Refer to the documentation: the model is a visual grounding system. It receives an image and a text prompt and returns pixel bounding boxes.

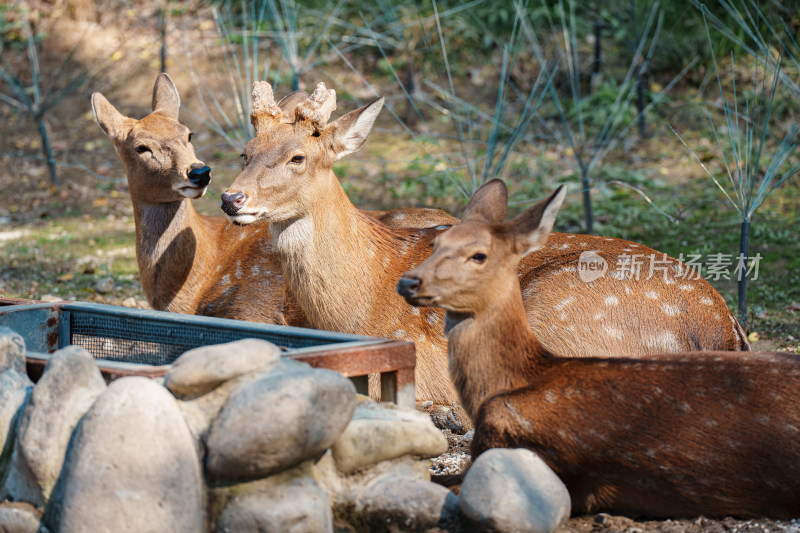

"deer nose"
[188,165,211,188]
[221,191,248,215]
[396,276,421,298]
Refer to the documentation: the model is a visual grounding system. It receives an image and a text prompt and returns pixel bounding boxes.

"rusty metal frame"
[1,300,416,407]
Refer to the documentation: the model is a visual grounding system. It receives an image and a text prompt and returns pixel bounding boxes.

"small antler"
[296,82,337,132]
[251,81,282,133]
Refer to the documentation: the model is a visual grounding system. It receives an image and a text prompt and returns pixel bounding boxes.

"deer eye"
[289,155,305,165]
[136,145,152,154]
[188,132,193,142]
[470,253,487,264]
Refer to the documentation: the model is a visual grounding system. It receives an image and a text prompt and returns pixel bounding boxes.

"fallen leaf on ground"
[56,272,73,282]
[785,302,800,311]
[747,331,760,342]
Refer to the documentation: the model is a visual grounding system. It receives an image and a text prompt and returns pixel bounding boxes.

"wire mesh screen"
[68,311,333,366]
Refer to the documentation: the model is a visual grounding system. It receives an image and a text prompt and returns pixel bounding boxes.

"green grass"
[0,215,140,301]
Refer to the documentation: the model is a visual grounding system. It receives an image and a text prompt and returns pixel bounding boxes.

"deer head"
[221,81,384,225]
[92,73,211,204]
[398,180,567,315]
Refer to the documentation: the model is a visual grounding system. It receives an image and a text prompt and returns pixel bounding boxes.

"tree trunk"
[37,117,58,188]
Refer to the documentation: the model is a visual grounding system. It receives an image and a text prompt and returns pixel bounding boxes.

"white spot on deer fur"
[603,326,623,339]
[418,334,426,343]
[645,331,680,352]
[235,261,243,279]
[623,248,633,252]
[713,312,721,320]
[662,277,675,285]
[220,274,231,286]
[679,283,694,291]
[662,303,681,316]
[559,243,570,249]
[567,235,576,238]
[579,242,588,247]
[593,312,605,321]
[555,296,575,310]
[610,270,626,280]
[559,312,568,321]
[250,265,260,276]
[786,424,799,433]
[411,307,420,316]
[605,238,613,241]
[604,295,619,306]
[382,256,390,268]
[624,285,632,294]
[700,296,714,305]
[629,244,639,248]
[393,329,406,338]
[545,391,557,403]
[506,401,533,432]
[645,290,659,300]
[216,265,222,272]
[704,418,717,428]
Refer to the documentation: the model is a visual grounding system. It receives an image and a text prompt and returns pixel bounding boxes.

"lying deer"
[221,81,748,419]
[92,74,457,325]
[398,180,800,518]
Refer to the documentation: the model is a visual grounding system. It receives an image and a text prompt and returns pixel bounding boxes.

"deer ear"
[92,93,129,141]
[506,185,567,255]
[329,97,384,160]
[152,73,181,119]
[463,179,508,224]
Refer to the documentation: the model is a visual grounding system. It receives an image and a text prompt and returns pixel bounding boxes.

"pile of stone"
[0,326,571,533]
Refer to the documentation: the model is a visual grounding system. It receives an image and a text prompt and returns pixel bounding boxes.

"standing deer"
[398,181,800,518]
[221,81,747,420]
[92,74,457,325]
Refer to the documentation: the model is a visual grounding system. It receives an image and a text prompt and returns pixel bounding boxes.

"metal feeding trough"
[0,299,415,407]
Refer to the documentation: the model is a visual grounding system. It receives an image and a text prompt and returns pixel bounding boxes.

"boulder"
[313,452,459,532]
[0,502,40,533]
[165,339,282,398]
[0,327,26,374]
[3,346,105,506]
[459,448,571,533]
[0,371,32,470]
[206,365,356,481]
[217,466,332,533]
[331,399,447,474]
[49,377,205,533]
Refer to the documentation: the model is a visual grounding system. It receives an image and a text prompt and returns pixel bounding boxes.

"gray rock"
[313,452,458,532]
[3,346,105,506]
[178,359,311,460]
[331,398,447,474]
[217,467,332,533]
[352,475,459,532]
[51,377,204,533]
[165,338,282,398]
[459,448,571,533]
[206,366,357,481]
[0,371,33,470]
[0,503,39,533]
[0,502,40,533]
[0,327,26,374]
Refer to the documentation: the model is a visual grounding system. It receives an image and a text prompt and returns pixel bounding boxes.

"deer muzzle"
[396,275,421,299]
[188,165,211,188]
[220,191,249,216]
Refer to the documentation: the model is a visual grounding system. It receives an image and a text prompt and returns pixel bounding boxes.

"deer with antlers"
[397,180,800,518]
[92,74,457,326]
[221,81,748,421]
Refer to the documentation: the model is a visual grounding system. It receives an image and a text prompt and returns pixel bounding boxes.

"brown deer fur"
[223,81,748,413]
[399,181,800,519]
[92,74,457,326]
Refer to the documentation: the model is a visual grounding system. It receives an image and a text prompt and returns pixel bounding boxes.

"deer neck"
[131,197,214,312]
[269,177,393,333]
[444,284,548,420]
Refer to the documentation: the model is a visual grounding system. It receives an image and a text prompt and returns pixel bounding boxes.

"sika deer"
[222,81,747,421]
[92,74,457,325]
[398,181,800,518]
